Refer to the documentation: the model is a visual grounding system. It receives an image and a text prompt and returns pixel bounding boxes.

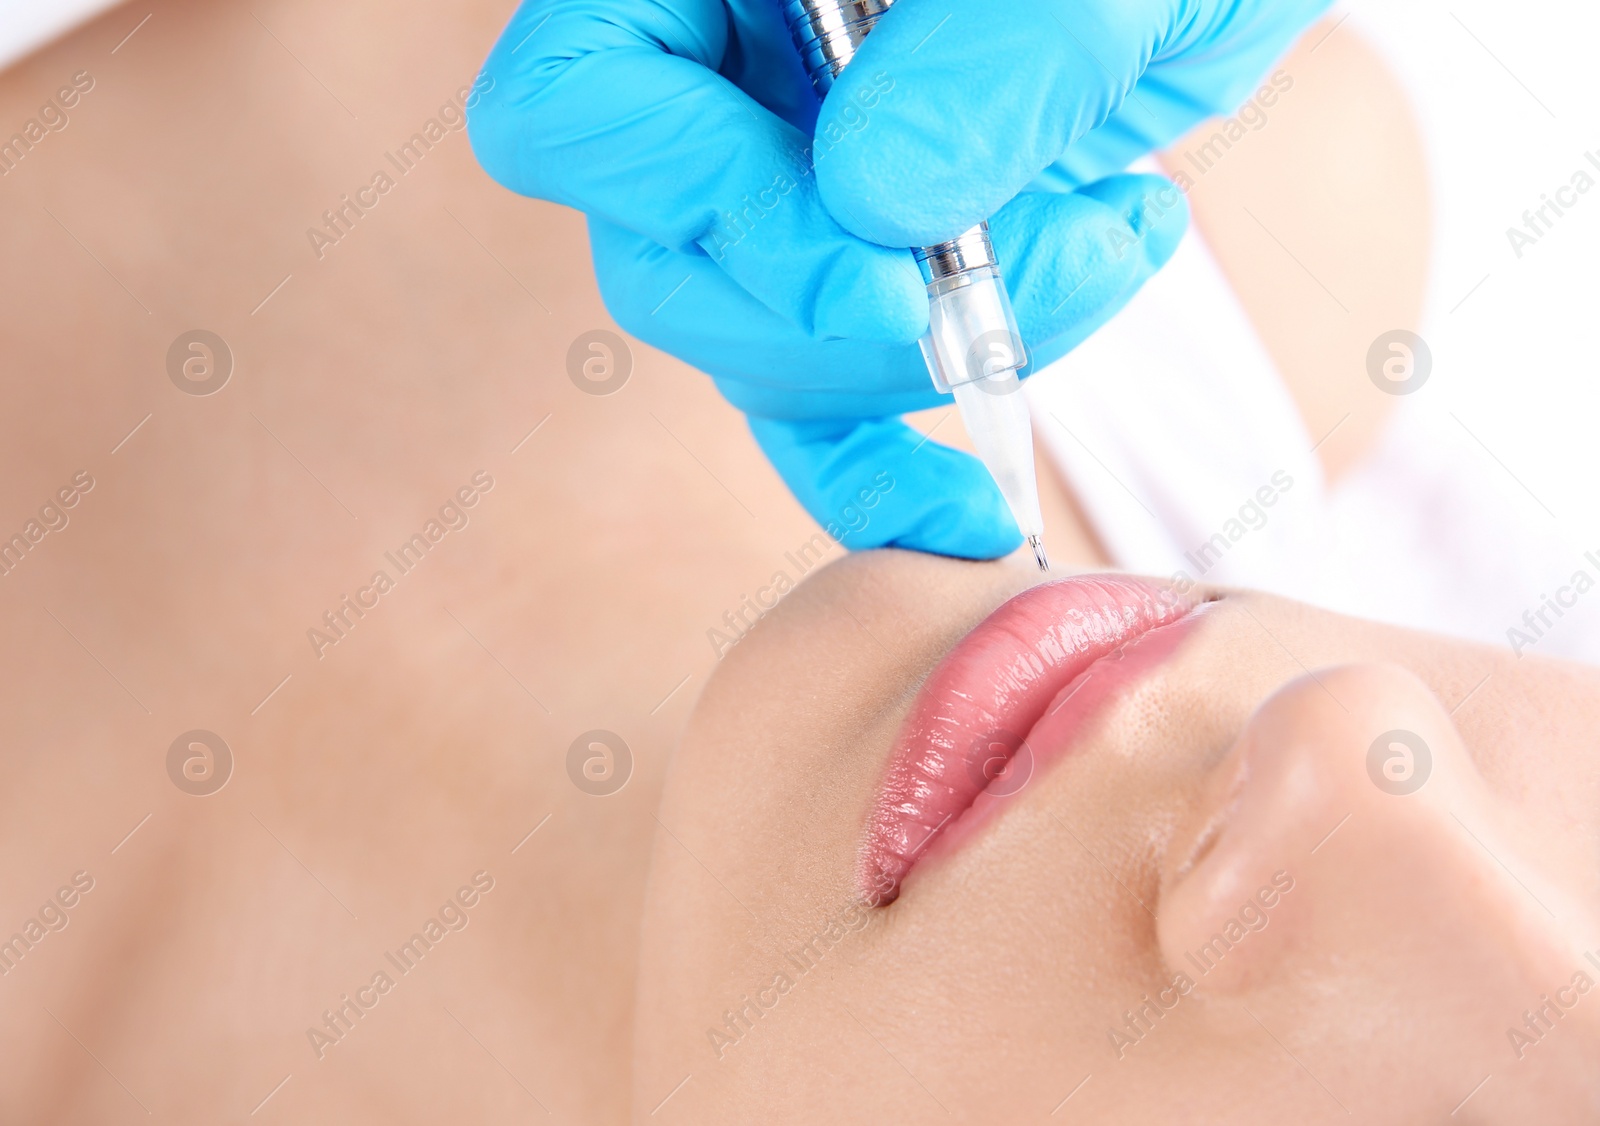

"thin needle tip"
[1029,535,1049,572]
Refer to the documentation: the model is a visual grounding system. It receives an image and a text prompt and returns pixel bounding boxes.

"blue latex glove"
[468,0,1331,558]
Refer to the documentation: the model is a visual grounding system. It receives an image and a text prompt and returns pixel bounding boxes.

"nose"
[1157,664,1600,1120]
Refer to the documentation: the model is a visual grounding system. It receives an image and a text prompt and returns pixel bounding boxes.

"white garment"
[1026,222,1600,663]
[1027,59,1600,668]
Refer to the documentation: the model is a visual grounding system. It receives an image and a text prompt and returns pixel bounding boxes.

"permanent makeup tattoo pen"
[782,0,1049,571]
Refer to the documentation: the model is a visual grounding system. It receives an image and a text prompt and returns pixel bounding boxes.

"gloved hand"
[468,0,1331,558]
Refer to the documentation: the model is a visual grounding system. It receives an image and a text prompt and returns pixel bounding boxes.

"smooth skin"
[636,550,1600,1123]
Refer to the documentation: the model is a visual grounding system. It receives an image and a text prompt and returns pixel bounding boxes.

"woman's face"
[635,551,1600,1124]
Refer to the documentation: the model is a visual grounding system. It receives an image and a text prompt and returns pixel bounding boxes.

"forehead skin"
[634,550,1600,1122]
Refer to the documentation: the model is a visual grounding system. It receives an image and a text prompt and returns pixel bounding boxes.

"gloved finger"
[468,0,926,342]
[993,173,1189,368]
[749,416,1023,559]
[591,174,1186,411]
[816,0,1329,247]
[1032,57,1301,191]
[589,216,940,414]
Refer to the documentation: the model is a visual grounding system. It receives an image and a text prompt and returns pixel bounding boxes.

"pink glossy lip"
[859,575,1203,905]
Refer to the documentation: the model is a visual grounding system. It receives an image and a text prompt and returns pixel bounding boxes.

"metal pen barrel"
[780,0,1048,569]
[779,0,999,293]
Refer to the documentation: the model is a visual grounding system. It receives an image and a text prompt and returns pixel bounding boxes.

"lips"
[858,575,1203,905]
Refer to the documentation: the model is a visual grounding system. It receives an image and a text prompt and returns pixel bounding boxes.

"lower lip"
[858,576,1203,905]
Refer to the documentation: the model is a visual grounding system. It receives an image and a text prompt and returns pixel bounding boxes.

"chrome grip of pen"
[780,0,1049,569]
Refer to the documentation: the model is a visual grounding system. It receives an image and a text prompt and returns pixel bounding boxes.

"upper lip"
[858,575,1202,904]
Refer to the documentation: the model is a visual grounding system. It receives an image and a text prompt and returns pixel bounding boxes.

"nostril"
[1173,759,1249,883]
[1176,815,1225,882]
